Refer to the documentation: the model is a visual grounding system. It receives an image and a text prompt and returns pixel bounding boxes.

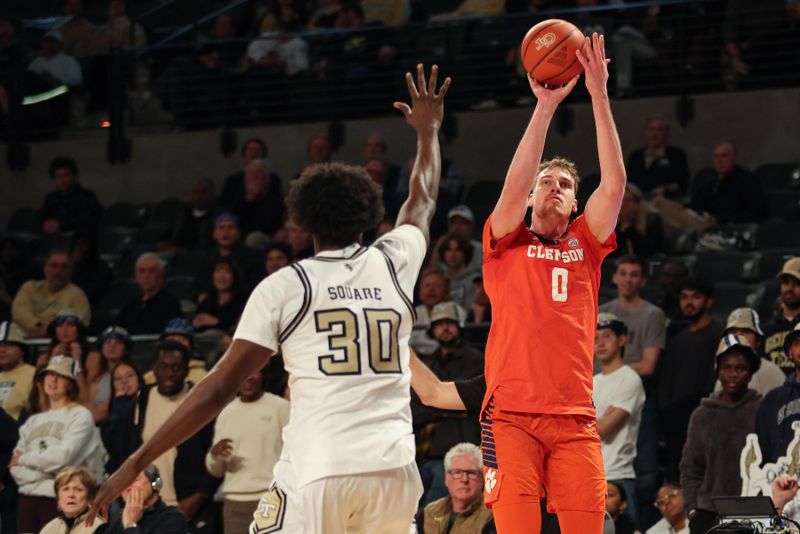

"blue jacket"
[755,374,800,464]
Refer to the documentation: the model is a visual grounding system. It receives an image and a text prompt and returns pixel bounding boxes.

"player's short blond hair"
[535,156,580,194]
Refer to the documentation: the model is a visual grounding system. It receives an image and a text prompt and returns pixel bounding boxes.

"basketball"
[521,19,586,87]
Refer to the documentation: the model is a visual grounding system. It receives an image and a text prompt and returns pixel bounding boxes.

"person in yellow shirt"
[0,321,36,420]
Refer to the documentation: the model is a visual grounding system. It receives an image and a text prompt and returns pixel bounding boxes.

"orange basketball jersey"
[481,213,616,417]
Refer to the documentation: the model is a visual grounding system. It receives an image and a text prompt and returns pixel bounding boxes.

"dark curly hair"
[286,163,384,247]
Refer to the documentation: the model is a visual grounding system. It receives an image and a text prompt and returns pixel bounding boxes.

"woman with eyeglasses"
[101,358,143,473]
[647,484,688,534]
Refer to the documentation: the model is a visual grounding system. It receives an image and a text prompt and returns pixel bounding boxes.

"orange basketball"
[521,19,585,87]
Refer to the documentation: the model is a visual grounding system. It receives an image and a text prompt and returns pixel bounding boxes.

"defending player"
[91,64,451,534]
[482,33,625,534]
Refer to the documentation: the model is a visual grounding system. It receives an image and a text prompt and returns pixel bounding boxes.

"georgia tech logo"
[535,33,557,51]
[484,469,498,494]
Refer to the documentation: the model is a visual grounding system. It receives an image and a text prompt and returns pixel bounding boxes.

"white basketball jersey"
[234,224,427,488]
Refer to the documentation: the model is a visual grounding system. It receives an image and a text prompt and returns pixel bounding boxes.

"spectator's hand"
[69,342,83,361]
[122,487,146,528]
[210,438,233,459]
[772,474,798,510]
[52,343,69,356]
[192,313,219,329]
[393,64,451,136]
[42,219,60,234]
[9,449,22,468]
[90,457,140,525]
[178,492,205,521]
[576,33,611,99]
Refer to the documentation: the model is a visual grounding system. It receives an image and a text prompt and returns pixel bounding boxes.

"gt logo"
[249,485,287,534]
[535,33,557,51]
[485,469,498,494]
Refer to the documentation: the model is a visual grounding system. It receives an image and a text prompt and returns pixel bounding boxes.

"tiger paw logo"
[484,469,497,494]
[535,33,557,51]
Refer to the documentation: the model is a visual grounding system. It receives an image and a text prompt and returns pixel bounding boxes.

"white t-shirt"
[646,517,689,534]
[593,364,645,479]
[235,224,427,488]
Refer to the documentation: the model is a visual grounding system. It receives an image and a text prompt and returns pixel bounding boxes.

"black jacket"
[627,145,691,198]
[103,499,187,534]
[690,165,767,223]
[38,184,102,236]
[117,289,182,335]
[755,374,800,464]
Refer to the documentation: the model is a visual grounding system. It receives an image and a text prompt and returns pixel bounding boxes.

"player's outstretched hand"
[88,456,140,526]
[393,64,451,135]
[528,73,579,110]
[576,32,610,98]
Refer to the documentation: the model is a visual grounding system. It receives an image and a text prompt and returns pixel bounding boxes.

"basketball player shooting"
[480,33,625,534]
[90,63,451,534]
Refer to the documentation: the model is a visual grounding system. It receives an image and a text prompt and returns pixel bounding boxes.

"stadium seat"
[164,275,196,302]
[33,232,74,259]
[98,226,138,258]
[150,198,187,231]
[758,248,798,279]
[647,255,697,280]
[755,163,800,189]
[713,282,765,318]
[93,280,141,333]
[168,250,206,278]
[765,189,800,220]
[463,180,503,237]
[101,202,151,229]
[754,221,800,250]
[6,207,39,234]
[694,251,762,283]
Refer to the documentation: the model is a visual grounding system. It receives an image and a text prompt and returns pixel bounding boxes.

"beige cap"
[40,355,80,381]
[430,302,461,326]
[724,308,764,337]
[778,257,800,281]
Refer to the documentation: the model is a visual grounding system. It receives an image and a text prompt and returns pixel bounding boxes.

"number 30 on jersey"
[315,308,402,375]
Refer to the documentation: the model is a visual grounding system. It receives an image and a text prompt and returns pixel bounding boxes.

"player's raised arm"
[409,349,466,411]
[579,33,626,243]
[394,63,451,246]
[491,73,579,240]
[90,339,273,523]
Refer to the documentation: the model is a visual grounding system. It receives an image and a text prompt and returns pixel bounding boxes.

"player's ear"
[526,193,535,208]
[571,198,578,213]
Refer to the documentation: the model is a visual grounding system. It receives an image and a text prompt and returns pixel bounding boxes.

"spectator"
[294,132,332,178]
[117,253,181,335]
[626,116,690,199]
[194,213,265,295]
[193,258,246,333]
[69,234,112,306]
[10,356,106,533]
[365,158,402,223]
[120,342,217,530]
[606,481,637,534]
[143,319,208,387]
[40,466,104,534]
[593,313,645,524]
[689,141,767,224]
[200,13,243,68]
[764,257,800,375]
[258,0,309,33]
[437,233,479,311]
[361,132,402,217]
[57,0,94,58]
[0,406,19,534]
[264,242,293,276]
[11,250,91,338]
[653,260,689,325]
[246,21,310,77]
[429,206,483,274]
[167,178,217,253]
[103,465,188,534]
[38,157,102,237]
[755,323,800,464]
[647,483,688,534]
[362,0,411,25]
[657,277,721,481]
[229,159,286,241]
[0,321,35,421]
[89,326,133,423]
[90,0,146,54]
[466,275,491,324]
[414,442,495,534]
[101,357,142,473]
[713,308,785,396]
[611,184,664,258]
[411,270,466,356]
[308,0,342,30]
[679,334,762,534]
[27,31,82,88]
[219,138,271,207]
[206,366,289,534]
[273,220,314,260]
[413,302,484,504]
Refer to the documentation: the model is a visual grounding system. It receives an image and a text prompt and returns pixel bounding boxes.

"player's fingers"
[393,101,411,116]
[436,76,452,99]
[417,63,427,95]
[563,75,579,91]
[575,47,588,68]
[404,72,419,99]
[599,34,606,61]
[427,64,438,95]
[593,33,602,62]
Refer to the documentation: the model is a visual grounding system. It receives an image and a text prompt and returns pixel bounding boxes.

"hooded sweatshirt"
[755,374,800,464]
[679,389,762,512]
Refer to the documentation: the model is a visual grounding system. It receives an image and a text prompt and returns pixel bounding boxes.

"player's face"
[726,327,759,351]
[445,454,483,506]
[613,263,645,299]
[594,328,624,363]
[529,168,577,220]
[654,487,685,525]
[718,352,752,397]
[605,483,627,517]
[780,275,800,310]
[679,289,711,321]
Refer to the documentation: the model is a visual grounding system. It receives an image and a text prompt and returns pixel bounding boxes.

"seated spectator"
[166,178,217,253]
[689,141,767,224]
[0,322,35,420]
[103,465,188,534]
[362,0,411,25]
[298,133,332,178]
[308,0,342,30]
[679,334,762,534]
[101,357,142,473]
[626,116,690,199]
[27,31,82,88]
[593,313,645,524]
[647,483,688,534]
[11,250,91,338]
[653,260,689,324]
[120,342,217,530]
[763,257,800,374]
[229,159,286,241]
[611,184,664,258]
[193,258,246,333]
[10,356,106,533]
[466,275,491,324]
[40,466,104,534]
[283,220,314,260]
[438,233,479,311]
[39,312,101,406]
[606,481,637,534]
[195,213,265,295]
[117,253,181,335]
[143,319,208,386]
[362,132,402,217]
[206,366,289,534]
[57,0,95,58]
[713,308,785,396]
[755,323,800,464]
[258,0,309,33]
[246,21,310,77]
[657,277,721,481]
[38,157,102,237]
[414,442,494,533]
[264,242,293,276]
[88,325,133,423]
[200,13,244,68]
[90,0,146,54]
[413,302,484,505]
[219,138,272,207]
[411,270,466,356]
[70,233,112,305]
[429,206,482,274]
